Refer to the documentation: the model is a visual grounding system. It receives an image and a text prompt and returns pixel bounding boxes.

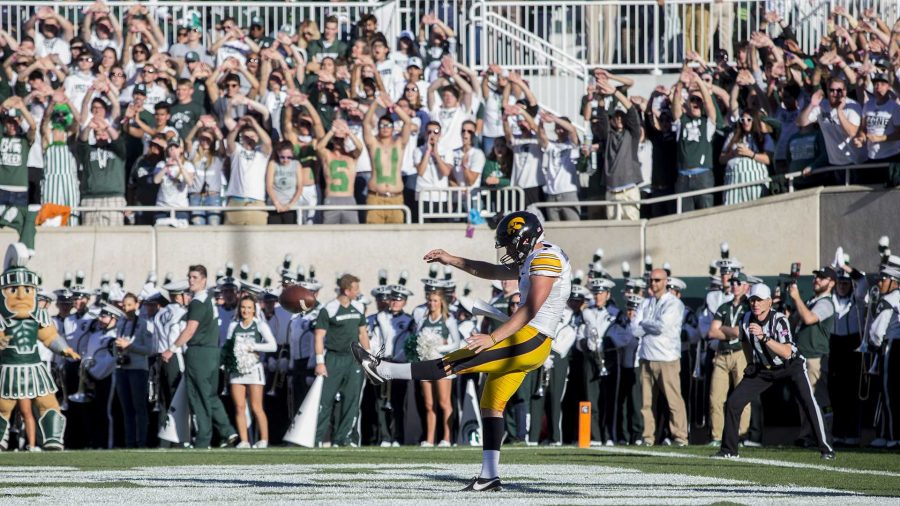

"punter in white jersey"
[353,211,569,492]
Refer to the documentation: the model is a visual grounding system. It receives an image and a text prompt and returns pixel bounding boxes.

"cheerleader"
[408,290,460,447]
[222,295,277,448]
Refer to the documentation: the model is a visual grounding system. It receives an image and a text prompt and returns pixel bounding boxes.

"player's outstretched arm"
[423,249,518,280]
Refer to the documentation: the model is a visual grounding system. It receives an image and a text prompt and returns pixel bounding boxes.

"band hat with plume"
[667,277,687,292]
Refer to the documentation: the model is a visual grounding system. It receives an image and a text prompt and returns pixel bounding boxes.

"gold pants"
[365,194,405,224]
[640,359,689,442]
[709,351,750,440]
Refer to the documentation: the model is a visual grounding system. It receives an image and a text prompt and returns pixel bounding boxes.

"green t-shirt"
[169,101,205,139]
[78,137,126,198]
[186,290,219,348]
[307,39,349,64]
[316,299,366,353]
[713,299,749,352]
[0,136,30,189]
[676,114,714,170]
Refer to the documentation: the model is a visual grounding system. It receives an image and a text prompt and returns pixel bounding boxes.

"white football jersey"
[517,242,571,338]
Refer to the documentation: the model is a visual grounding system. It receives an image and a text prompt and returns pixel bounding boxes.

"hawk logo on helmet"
[506,216,526,236]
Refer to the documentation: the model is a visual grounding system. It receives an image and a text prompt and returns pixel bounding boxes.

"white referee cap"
[748,284,772,300]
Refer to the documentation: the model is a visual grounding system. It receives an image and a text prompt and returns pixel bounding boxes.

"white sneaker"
[391,441,400,447]
[870,437,888,448]
[438,440,451,447]
[604,440,614,447]
[887,440,899,449]
[589,440,603,447]
[742,440,762,448]
[28,446,42,452]
[236,441,251,449]
[380,441,392,448]
[253,440,268,449]
[662,438,672,446]
[420,441,434,447]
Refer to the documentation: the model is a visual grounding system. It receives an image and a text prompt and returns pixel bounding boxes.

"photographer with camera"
[788,266,836,446]
[716,284,835,460]
[114,292,153,448]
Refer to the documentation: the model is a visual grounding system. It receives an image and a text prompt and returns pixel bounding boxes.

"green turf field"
[0,445,898,503]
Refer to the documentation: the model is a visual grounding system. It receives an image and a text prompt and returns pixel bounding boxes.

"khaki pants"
[640,359,689,443]
[708,2,734,59]
[804,357,830,409]
[684,4,711,58]
[365,194,404,224]
[224,198,267,225]
[587,3,618,65]
[606,186,640,220]
[709,351,750,440]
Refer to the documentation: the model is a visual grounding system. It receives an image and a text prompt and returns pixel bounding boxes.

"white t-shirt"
[541,141,579,195]
[154,160,196,208]
[89,33,120,58]
[226,144,268,201]
[430,105,468,153]
[376,60,403,99]
[346,121,370,174]
[397,116,421,176]
[450,146,485,188]
[807,99,867,165]
[33,32,71,66]
[63,72,96,110]
[482,89,515,138]
[414,145,453,201]
[862,96,900,160]
[216,40,250,67]
[511,136,544,188]
[188,148,226,194]
[638,140,653,188]
[261,89,288,137]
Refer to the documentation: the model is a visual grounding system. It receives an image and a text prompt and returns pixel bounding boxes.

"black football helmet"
[495,211,544,265]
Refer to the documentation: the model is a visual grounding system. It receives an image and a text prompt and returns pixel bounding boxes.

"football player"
[353,211,570,491]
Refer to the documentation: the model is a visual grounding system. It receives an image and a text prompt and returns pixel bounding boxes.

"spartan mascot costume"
[0,243,79,450]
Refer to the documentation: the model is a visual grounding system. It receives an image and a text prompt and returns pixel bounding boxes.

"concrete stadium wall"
[2,186,895,306]
[644,188,823,278]
[818,187,900,272]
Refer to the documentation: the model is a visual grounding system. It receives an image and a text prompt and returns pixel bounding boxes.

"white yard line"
[0,463,895,505]
[587,446,900,478]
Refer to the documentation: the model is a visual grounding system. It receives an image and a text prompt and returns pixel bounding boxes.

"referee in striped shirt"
[715,284,835,460]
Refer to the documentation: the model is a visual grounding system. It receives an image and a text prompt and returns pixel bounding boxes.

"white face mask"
[298,135,312,143]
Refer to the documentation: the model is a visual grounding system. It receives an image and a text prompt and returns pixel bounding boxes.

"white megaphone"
[158,380,191,444]
[283,375,324,447]
[457,379,482,446]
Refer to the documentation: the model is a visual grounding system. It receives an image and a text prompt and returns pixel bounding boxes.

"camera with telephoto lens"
[775,262,801,312]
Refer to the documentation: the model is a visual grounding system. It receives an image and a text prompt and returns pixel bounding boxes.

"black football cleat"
[461,476,502,492]
[351,342,386,386]
[712,450,739,459]
[821,450,836,461]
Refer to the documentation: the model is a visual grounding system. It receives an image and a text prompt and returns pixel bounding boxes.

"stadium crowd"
[0,1,895,233]
[2,239,898,453]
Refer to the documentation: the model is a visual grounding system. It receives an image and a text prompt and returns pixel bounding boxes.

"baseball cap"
[133,83,148,96]
[279,24,296,36]
[812,265,837,281]
[185,51,200,63]
[406,57,423,69]
[250,16,264,28]
[872,72,891,83]
[748,284,772,300]
[730,272,749,284]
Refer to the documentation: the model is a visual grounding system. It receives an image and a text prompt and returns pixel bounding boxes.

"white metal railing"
[530,163,892,220]
[70,203,412,225]
[417,186,525,223]
[1,1,400,48]
[470,9,590,131]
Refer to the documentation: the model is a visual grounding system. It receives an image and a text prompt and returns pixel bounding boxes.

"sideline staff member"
[716,284,835,460]
[162,265,238,448]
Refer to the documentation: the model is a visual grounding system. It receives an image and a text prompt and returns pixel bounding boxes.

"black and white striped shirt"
[741,310,797,368]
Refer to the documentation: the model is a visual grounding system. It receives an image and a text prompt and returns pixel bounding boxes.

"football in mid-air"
[279,284,317,313]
